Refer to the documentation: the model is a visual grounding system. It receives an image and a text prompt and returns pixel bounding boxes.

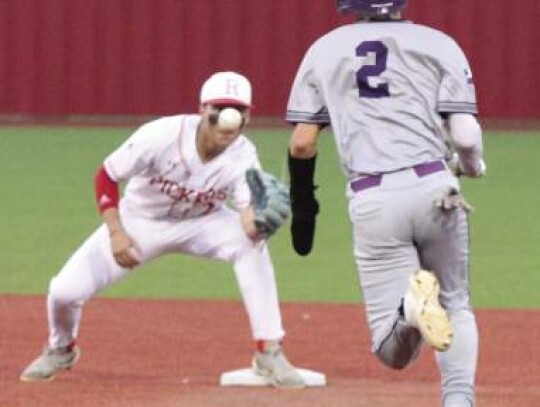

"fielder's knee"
[48,276,87,305]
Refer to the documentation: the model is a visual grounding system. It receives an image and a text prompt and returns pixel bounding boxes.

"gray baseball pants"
[347,162,478,407]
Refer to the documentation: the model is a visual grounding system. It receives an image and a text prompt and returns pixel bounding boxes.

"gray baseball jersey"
[286,21,477,177]
[287,20,480,407]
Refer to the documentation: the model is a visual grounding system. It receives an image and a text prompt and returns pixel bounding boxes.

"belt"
[350,160,445,193]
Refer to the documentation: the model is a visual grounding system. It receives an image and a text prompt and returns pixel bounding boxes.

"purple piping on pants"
[350,174,383,193]
[412,160,445,177]
[350,160,445,193]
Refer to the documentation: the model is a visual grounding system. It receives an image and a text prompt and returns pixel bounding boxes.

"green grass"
[0,126,538,308]
[459,132,540,307]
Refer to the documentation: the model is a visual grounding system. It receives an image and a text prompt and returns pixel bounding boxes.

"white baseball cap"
[200,71,252,107]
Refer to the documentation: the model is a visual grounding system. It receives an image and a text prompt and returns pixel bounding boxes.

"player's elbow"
[289,123,319,159]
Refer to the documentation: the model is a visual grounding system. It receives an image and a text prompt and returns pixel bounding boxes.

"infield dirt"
[1,296,538,407]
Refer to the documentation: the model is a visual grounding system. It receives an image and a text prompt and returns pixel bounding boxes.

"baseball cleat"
[252,340,306,389]
[20,343,80,382]
[404,270,453,351]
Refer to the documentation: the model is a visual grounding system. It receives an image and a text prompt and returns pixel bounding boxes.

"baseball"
[217,108,243,131]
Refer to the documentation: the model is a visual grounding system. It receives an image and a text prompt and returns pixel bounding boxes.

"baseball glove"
[246,168,291,239]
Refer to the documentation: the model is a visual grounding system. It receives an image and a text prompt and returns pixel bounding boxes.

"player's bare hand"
[109,230,141,268]
[434,187,474,213]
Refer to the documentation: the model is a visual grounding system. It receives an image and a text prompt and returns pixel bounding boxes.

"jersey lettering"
[355,41,390,98]
[149,176,228,207]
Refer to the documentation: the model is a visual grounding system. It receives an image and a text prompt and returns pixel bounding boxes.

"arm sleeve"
[95,165,119,213]
[448,113,486,177]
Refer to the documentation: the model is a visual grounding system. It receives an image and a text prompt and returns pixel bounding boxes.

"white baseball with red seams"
[217,108,243,131]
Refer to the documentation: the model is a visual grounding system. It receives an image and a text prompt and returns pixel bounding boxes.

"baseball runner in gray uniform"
[286,1,486,406]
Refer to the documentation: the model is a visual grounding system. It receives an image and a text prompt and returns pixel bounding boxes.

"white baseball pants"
[46,205,285,348]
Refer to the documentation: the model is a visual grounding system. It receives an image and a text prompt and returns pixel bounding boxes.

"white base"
[219,367,326,387]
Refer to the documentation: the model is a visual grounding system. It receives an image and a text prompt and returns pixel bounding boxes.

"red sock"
[256,340,265,352]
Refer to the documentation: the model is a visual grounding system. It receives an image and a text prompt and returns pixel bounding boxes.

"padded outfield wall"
[0,0,538,119]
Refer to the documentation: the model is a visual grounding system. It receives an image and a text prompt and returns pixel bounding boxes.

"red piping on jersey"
[95,165,119,213]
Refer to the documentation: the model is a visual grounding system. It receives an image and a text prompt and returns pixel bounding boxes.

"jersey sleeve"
[285,44,330,125]
[229,138,262,210]
[437,39,478,115]
[103,121,161,182]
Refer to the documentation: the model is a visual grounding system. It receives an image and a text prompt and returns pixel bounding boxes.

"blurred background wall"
[0,0,538,120]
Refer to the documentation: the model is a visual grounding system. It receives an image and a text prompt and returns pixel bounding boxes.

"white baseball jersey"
[44,114,286,347]
[104,115,260,220]
[286,21,477,177]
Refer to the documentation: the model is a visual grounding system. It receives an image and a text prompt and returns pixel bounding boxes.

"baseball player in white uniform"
[20,71,305,388]
[286,1,486,406]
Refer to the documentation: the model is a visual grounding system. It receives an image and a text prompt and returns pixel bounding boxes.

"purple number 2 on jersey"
[355,41,390,98]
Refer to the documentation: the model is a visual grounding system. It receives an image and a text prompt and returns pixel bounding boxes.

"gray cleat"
[252,340,306,389]
[20,343,80,382]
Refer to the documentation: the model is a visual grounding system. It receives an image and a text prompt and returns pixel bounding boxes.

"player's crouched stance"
[20,72,306,389]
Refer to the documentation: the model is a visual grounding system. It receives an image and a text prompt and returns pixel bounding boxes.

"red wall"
[1,0,538,119]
